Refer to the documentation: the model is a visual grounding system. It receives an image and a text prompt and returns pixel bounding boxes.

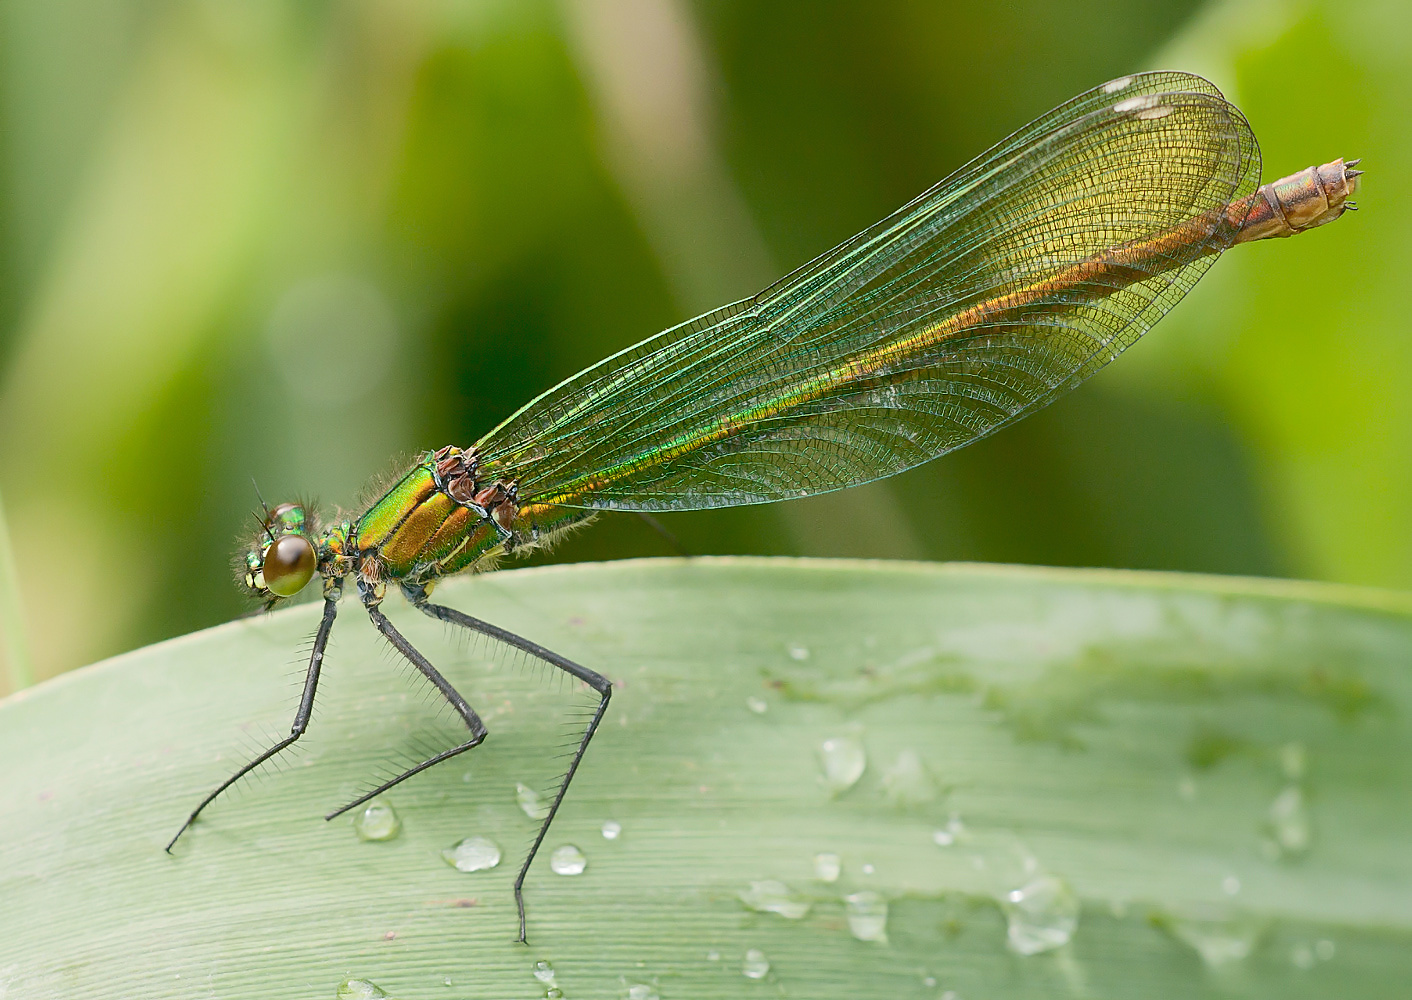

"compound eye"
[263,534,316,597]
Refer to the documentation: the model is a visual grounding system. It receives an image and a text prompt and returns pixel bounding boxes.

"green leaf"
[2,558,1410,998]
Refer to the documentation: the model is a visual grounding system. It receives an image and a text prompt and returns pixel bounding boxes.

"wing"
[475,71,1260,511]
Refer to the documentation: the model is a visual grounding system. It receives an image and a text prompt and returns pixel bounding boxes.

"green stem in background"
[0,485,33,692]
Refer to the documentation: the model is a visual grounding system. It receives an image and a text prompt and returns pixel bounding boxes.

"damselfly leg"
[406,584,612,944]
[165,598,339,852]
[322,581,490,824]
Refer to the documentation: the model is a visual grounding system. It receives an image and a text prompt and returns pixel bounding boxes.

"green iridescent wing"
[475,71,1260,511]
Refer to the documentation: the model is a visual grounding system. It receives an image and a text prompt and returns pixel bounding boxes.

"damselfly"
[168,72,1360,942]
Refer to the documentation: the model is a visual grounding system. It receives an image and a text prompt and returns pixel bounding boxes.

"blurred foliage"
[0,0,1403,689]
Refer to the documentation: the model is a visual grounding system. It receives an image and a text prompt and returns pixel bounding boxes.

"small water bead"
[932,813,964,847]
[533,961,557,986]
[818,735,866,794]
[352,800,401,842]
[337,981,391,1000]
[1316,939,1336,961]
[861,863,874,875]
[1222,875,1241,896]
[550,844,587,875]
[706,950,721,962]
[1291,942,1316,970]
[739,879,811,919]
[441,836,501,872]
[1267,785,1311,857]
[814,851,841,883]
[625,985,658,1000]
[745,696,768,715]
[882,749,936,807]
[922,976,937,988]
[1165,911,1261,966]
[742,948,770,980]
[940,992,959,1000]
[601,820,622,840]
[844,890,889,943]
[517,782,551,821]
[545,990,564,999]
[787,643,810,661]
[1002,876,1079,955]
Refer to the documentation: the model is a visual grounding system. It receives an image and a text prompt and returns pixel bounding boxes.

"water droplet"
[517,782,551,821]
[861,863,875,875]
[930,812,964,847]
[601,820,622,840]
[1280,742,1306,780]
[352,800,401,842]
[922,975,937,987]
[1001,876,1079,955]
[625,985,658,1000]
[1291,942,1315,970]
[550,844,587,875]
[533,961,557,986]
[1163,910,1261,966]
[441,836,501,872]
[337,980,390,1000]
[788,643,810,661]
[818,735,866,794]
[545,990,563,999]
[882,749,935,807]
[1221,875,1241,896]
[705,950,720,962]
[814,851,841,882]
[844,890,889,942]
[443,978,452,987]
[940,992,959,1000]
[1102,76,1133,93]
[1315,938,1335,961]
[746,696,768,714]
[739,879,811,919]
[1266,785,1311,857]
[742,948,770,979]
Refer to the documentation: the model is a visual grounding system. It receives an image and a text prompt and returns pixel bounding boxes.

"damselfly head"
[243,501,317,600]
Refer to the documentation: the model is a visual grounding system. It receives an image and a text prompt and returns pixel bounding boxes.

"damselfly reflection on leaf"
[166,71,1360,943]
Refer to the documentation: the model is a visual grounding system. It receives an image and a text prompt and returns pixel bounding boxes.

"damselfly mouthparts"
[167,71,1360,942]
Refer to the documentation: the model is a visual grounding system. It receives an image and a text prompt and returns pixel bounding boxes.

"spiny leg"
[408,584,611,945]
[324,587,490,823]
[166,598,339,851]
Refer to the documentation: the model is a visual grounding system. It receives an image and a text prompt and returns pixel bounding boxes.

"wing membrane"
[476,72,1260,510]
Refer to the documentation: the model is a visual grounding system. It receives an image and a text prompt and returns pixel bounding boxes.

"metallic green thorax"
[344,448,587,588]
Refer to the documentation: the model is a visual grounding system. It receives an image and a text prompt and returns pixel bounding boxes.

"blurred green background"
[0,0,1404,692]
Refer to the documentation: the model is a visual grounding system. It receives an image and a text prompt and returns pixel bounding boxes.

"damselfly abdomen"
[167,71,1360,943]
